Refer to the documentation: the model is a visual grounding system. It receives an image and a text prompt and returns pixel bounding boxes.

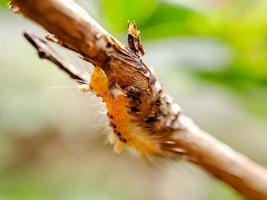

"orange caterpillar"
[78,22,182,158]
[85,66,163,156]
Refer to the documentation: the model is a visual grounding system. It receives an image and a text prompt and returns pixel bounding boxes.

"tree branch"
[10,0,267,199]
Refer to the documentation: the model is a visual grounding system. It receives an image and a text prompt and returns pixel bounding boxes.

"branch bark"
[10,0,267,199]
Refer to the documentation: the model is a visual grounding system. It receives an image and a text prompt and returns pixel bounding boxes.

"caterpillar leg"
[79,84,91,92]
[114,140,126,154]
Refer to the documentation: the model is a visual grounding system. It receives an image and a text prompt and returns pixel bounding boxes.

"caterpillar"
[88,66,162,155]
[79,22,184,158]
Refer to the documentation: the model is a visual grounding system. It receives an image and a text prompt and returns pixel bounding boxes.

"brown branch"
[10,0,267,199]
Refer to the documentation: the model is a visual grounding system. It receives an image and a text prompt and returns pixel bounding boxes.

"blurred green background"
[1,0,267,199]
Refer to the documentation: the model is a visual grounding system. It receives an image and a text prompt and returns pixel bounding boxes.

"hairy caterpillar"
[79,22,183,158]
[79,22,161,155]
[88,66,163,155]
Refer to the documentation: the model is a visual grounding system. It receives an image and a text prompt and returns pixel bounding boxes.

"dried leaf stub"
[127,21,145,57]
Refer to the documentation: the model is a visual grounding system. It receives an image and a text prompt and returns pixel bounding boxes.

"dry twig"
[10,0,267,199]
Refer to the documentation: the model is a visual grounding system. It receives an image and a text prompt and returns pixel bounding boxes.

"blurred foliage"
[101,0,203,38]
[100,0,159,32]
[0,0,8,8]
